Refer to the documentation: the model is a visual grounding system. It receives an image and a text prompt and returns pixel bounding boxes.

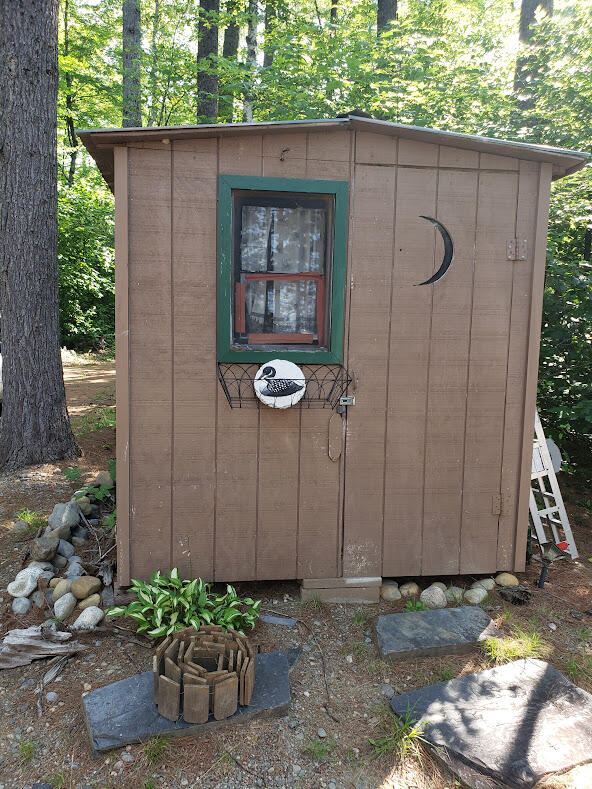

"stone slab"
[300,577,382,589]
[82,650,290,753]
[391,659,592,789]
[301,586,379,604]
[260,613,297,627]
[375,605,500,661]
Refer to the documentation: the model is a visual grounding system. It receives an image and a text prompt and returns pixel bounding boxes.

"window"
[218,175,348,364]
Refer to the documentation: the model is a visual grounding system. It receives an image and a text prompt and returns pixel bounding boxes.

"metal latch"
[507,238,528,261]
[339,395,355,407]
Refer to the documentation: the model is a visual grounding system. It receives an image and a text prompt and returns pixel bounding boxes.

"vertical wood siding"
[121,129,548,582]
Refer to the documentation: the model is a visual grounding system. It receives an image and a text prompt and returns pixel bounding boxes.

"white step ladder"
[530,411,578,558]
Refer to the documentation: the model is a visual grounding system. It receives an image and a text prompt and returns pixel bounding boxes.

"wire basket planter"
[217,363,352,409]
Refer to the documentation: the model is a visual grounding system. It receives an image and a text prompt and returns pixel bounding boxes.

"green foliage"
[106,569,261,636]
[303,737,337,762]
[64,466,83,481]
[15,509,46,530]
[103,511,117,529]
[107,459,116,482]
[142,735,171,765]
[19,739,36,764]
[405,600,428,612]
[353,609,372,626]
[369,706,428,761]
[72,406,116,435]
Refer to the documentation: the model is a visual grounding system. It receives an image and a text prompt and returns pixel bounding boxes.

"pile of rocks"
[6,470,114,630]
[380,572,520,609]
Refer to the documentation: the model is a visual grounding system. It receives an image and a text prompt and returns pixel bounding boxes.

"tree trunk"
[197,0,219,121]
[242,0,257,122]
[330,0,338,23]
[377,0,397,33]
[513,0,553,116]
[122,0,142,127]
[263,0,276,68]
[0,0,79,469]
[219,0,240,122]
[147,0,160,127]
[63,0,77,185]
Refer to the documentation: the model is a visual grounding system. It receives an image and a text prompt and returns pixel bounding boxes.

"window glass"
[233,192,332,348]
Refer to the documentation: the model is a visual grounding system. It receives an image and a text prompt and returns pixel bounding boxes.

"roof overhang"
[78,116,589,192]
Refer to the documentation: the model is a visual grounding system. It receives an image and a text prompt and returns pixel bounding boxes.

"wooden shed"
[80,116,587,595]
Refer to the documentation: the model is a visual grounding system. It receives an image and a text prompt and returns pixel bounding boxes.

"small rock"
[380,580,401,601]
[365,636,371,643]
[31,591,45,608]
[289,720,298,729]
[399,582,421,597]
[464,586,488,605]
[72,606,104,630]
[381,684,395,699]
[549,622,557,631]
[93,470,114,488]
[83,682,92,691]
[28,561,54,571]
[53,579,73,602]
[49,577,60,588]
[20,678,35,689]
[7,566,44,598]
[431,582,447,591]
[318,728,327,738]
[75,496,92,516]
[570,610,583,621]
[445,586,464,603]
[48,501,81,535]
[71,576,101,600]
[53,554,68,569]
[38,569,55,582]
[345,654,353,663]
[121,753,134,764]
[45,691,58,703]
[12,597,32,615]
[79,593,101,610]
[30,535,59,562]
[57,539,75,558]
[302,644,312,652]
[64,562,84,579]
[293,765,301,775]
[420,585,447,609]
[471,578,496,591]
[11,520,32,535]
[71,525,89,540]
[495,572,519,587]
[54,592,77,620]
[71,536,88,547]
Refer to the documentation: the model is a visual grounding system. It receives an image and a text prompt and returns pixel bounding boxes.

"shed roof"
[78,115,589,191]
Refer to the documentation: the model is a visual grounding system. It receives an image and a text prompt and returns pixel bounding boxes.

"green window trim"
[217,174,349,364]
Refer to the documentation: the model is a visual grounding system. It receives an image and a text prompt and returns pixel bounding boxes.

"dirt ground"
[1,357,592,789]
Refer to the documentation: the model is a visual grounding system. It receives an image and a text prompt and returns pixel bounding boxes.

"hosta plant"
[106,568,261,637]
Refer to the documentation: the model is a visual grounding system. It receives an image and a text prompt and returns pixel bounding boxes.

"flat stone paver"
[82,650,291,752]
[391,659,592,788]
[375,606,500,661]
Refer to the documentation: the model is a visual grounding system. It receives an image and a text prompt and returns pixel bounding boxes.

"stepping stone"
[391,659,592,788]
[375,606,500,661]
[82,650,290,753]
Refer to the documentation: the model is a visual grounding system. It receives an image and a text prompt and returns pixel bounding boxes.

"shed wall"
[115,130,550,584]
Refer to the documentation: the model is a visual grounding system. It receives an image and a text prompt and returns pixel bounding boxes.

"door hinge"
[492,494,502,515]
[507,238,528,261]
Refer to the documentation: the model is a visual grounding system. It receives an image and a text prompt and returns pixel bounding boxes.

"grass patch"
[300,597,323,612]
[343,639,370,660]
[144,780,156,789]
[482,627,548,664]
[563,655,592,682]
[369,707,428,761]
[405,600,428,612]
[19,739,35,764]
[303,737,337,762]
[142,735,171,765]
[437,667,454,682]
[15,508,46,531]
[72,405,116,435]
[353,609,372,626]
[46,772,65,788]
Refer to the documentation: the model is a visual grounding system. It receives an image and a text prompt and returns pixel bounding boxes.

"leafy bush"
[106,569,261,637]
[405,600,428,612]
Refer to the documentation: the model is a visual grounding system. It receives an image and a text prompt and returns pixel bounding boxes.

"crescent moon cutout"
[415,216,454,286]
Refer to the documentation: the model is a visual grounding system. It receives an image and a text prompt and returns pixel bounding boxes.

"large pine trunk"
[219,0,241,122]
[197,0,219,121]
[122,0,142,127]
[0,0,79,469]
[377,0,397,33]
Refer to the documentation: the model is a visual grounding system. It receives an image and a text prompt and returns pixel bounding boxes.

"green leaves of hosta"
[106,568,261,636]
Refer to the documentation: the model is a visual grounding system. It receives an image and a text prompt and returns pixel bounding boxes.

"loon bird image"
[254,359,307,409]
[259,366,304,397]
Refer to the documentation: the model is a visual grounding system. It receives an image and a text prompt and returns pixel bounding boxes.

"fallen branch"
[0,625,86,670]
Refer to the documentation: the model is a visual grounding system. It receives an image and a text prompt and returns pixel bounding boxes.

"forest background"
[58,0,592,468]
